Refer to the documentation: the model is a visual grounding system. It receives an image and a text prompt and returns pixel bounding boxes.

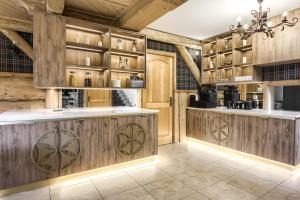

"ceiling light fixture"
[229,0,298,39]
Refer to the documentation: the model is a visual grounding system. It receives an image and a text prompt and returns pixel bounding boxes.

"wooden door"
[144,53,174,145]
[87,90,111,107]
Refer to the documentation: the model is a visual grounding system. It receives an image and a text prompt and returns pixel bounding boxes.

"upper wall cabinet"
[275,8,300,63]
[253,8,300,66]
[33,12,66,87]
[33,14,146,89]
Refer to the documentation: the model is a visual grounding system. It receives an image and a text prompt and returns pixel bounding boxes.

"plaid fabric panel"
[0,32,33,73]
[147,39,200,90]
[262,63,300,81]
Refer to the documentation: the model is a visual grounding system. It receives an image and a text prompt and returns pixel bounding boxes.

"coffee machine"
[190,84,217,108]
[224,86,240,109]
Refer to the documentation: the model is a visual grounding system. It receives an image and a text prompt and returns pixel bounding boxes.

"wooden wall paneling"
[243,116,259,155]
[33,12,66,87]
[275,8,300,63]
[0,122,59,190]
[87,90,111,107]
[252,19,276,65]
[59,119,100,176]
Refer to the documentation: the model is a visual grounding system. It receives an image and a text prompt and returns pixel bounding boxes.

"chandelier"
[229,0,299,40]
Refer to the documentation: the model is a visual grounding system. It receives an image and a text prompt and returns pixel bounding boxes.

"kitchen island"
[0,107,158,190]
[187,107,300,166]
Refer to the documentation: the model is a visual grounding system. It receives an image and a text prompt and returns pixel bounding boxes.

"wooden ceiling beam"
[0,29,33,59]
[176,45,201,86]
[15,0,46,15]
[46,0,65,14]
[119,0,188,31]
[0,17,32,33]
[140,28,201,48]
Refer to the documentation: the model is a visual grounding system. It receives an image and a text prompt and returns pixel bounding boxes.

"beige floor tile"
[158,161,196,176]
[245,165,292,184]
[181,193,210,200]
[50,182,101,200]
[200,181,257,200]
[216,156,257,171]
[126,165,169,185]
[227,172,277,197]
[0,187,50,200]
[175,170,222,191]
[50,177,91,191]
[280,174,300,192]
[261,186,300,200]
[143,177,196,200]
[201,162,241,180]
[104,187,155,200]
[92,172,139,197]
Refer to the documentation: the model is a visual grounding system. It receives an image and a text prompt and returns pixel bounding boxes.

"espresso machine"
[190,84,217,108]
[224,86,240,109]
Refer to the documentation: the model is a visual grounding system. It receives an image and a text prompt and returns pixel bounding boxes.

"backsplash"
[263,63,300,81]
[147,39,200,90]
[0,32,33,73]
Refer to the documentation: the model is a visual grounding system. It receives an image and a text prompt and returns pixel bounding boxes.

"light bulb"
[267,21,272,27]
[282,11,288,17]
[237,16,242,22]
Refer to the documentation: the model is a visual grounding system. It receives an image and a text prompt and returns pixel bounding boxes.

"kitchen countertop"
[187,107,300,120]
[0,107,159,125]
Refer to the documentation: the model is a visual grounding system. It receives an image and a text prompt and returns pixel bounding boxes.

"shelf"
[235,44,252,51]
[66,42,109,53]
[111,48,145,57]
[203,68,216,72]
[203,53,217,57]
[218,49,232,54]
[66,25,105,34]
[247,92,263,94]
[234,63,253,68]
[111,33,143,41]
[216,81,263,86]
[218,65,232,70]
[110,68,145,74]
[66,65,108,72]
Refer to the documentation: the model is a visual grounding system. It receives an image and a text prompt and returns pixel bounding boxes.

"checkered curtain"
[147,39,200,90]
[0,32,33,73]
[263,63,300,81]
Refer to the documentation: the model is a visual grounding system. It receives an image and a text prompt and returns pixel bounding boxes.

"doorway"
[143,50,176,145]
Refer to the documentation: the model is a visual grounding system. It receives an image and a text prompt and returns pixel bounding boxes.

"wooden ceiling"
[65,0,138,20]
[0,0,188,32]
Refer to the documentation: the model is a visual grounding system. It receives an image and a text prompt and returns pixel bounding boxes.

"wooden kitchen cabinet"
[275,8,300,63]
[0,114,157,190]
[33,12,66,87]
[253,8,300,66]
[252,18,276,66]
[186,108,300,166]
[0,121,59,189]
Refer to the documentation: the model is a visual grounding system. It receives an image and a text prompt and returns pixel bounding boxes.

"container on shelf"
[69,71,77,87]
[84,71,92,87]
[111,80,121,88]
[126,79,144,88]
[85,57,91,66]
[96,72,105,88]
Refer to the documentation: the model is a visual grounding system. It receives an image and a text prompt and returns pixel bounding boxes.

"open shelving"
[201,32,262,85]
[64,18,146,89]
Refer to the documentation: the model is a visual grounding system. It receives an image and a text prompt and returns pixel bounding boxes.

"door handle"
[170,97,174,107]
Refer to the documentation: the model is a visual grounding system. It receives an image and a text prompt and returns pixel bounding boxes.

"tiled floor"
[2,141,300,200]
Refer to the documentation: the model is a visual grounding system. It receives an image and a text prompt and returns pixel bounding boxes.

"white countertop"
[187,107,300,120]
[0,107,159,125]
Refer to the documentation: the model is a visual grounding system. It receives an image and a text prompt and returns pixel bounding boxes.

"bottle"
[69,71,76,87]
[84,71,92,87]
[132,40,137,52]
[116,39,122,49]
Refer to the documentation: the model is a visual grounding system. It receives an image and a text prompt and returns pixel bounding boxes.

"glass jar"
[69,71,77,87]
[96,72,104,88]
[84,71,92,87]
